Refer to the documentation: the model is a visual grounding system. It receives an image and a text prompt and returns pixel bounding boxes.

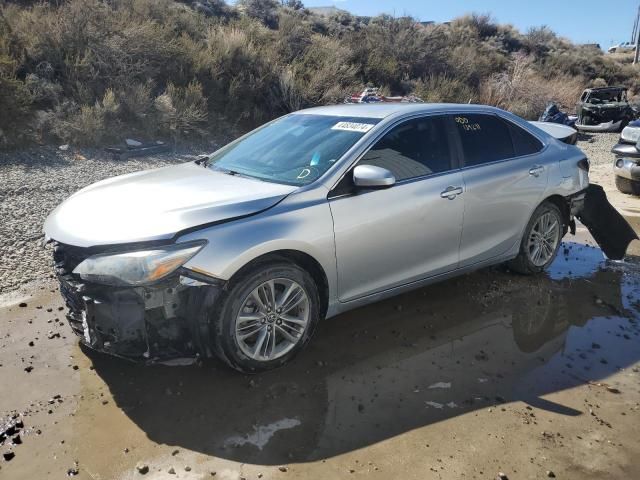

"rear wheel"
[615,175,640,196]
[508,202,563,275]
[210,261,321,373]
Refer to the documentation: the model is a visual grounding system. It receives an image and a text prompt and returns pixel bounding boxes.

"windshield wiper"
[194,155,209,167]
[211,165,263,181]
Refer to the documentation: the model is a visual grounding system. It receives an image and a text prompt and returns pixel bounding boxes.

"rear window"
[454,114,514,167]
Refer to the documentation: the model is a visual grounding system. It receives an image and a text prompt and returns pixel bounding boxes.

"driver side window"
[359,116,453,182]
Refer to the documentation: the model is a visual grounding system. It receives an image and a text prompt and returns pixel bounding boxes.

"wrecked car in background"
[575,87,637,132]
[44,103,636,373]
[612,119,640,195]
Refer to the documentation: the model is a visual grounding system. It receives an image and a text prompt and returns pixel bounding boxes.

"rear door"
[452,113,550,267]
[329,115,464,302]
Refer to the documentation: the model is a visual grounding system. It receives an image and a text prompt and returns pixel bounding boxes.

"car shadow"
[88,242,640,465]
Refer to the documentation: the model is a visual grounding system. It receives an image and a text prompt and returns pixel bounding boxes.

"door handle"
[440,186,463,199]
[529,165,545,177]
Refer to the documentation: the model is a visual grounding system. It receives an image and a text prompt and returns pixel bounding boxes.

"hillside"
[0,0,638,149]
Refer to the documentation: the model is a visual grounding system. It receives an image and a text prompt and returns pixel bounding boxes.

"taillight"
[577,158,590,172]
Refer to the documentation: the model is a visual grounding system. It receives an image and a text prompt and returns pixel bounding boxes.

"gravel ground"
[0,145,214,292]
[574,132,619,166]
[0,131,625,293]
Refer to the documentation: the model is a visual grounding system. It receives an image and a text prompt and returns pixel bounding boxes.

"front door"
[329,115,465,302]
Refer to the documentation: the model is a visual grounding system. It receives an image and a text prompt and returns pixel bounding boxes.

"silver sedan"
[44,104,590,372]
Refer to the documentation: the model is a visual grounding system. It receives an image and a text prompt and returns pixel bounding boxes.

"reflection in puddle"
[223,418,302,451]
[86,242,640,466]
[548,241,605,280]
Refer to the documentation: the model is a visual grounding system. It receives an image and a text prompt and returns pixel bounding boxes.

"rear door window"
[454,114,514,167]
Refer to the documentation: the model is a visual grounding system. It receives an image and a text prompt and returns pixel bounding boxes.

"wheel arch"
[228,249,330,319]
[541,194,570,231]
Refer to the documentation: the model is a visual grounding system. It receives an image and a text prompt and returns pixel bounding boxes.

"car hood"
[44,162,297,247]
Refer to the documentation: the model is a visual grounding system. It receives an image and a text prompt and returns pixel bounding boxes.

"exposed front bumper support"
[59,271,224,362]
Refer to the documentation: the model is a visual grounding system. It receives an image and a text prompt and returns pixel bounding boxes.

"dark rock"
[3,451,15,461]
[475,351,489,361]
[136,464,149,474]
[546,471,556,478]
[18,303,27,308]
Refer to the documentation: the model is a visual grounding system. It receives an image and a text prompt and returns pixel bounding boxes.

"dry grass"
[1,0,638,148]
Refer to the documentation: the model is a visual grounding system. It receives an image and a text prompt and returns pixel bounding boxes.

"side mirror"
[353,165,396,189]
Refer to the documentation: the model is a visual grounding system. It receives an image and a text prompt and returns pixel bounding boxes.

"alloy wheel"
[527,211,560,267]
[234,278,310,361]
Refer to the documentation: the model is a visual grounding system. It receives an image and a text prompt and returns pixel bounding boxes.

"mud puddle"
[1,235,640,479]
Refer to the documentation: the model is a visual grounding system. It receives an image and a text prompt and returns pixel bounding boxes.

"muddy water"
[1,235,640,479]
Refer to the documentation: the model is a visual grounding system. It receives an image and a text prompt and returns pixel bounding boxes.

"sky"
[302,0,639,49]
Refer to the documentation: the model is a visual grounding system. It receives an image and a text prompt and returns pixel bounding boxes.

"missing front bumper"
[58,272,223,362]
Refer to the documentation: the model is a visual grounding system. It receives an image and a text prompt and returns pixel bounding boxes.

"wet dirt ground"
[1,220,640,480]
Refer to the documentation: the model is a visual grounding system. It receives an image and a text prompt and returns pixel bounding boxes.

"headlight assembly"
[73,241,206,286]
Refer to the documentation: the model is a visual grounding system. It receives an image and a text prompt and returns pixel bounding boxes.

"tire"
[508,201,563,275]
[210,260,321,373]
[615,175,640,196]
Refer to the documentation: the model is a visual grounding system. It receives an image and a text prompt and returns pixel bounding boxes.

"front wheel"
[210,261,321,373]
[508,202,563,275]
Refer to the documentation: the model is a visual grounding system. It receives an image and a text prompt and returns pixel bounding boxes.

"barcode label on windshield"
[331,122,375,133]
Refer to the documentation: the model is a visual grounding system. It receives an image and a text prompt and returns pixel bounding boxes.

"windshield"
[207,114,380,186]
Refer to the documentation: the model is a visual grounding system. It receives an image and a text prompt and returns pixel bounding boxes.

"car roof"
[294,103,503,119]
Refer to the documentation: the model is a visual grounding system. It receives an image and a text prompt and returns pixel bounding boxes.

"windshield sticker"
[331,122,376,133]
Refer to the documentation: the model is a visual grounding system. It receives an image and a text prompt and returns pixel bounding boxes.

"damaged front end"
[53,242,223,363]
